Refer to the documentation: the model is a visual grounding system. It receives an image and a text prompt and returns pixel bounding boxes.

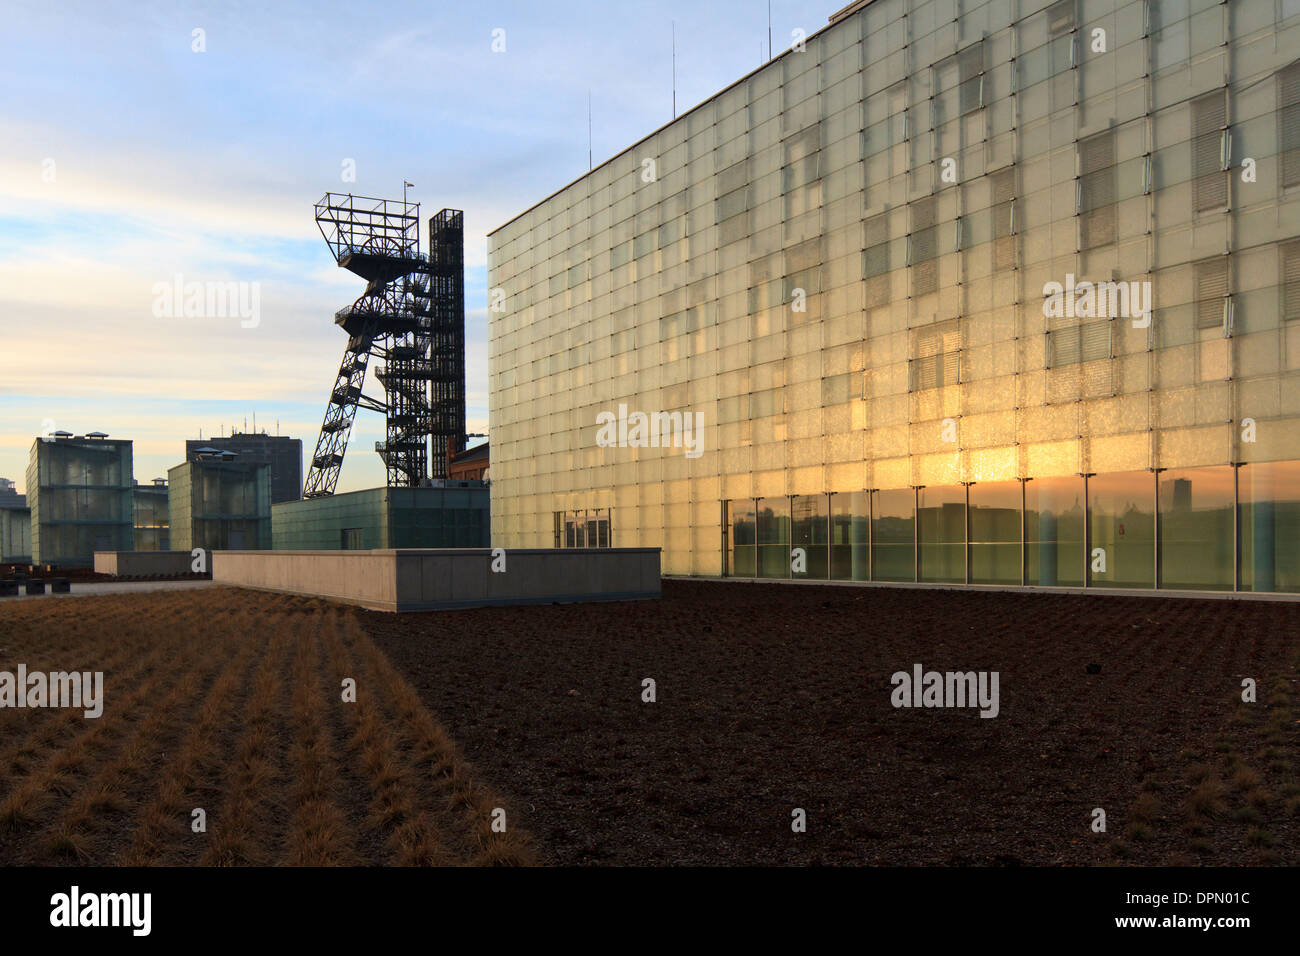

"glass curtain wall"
[791,494,829,579]
[1159,466,1234,590]
[723,461,1298,592]
[756,496,790,578]
[1088,471,1155,588]
[918,485,965,583]
[1239,462,1300,593]
[871,488,915,582]
[830,491,869,581]
[1025,476,1085,587]
[730,499,756,576]
[969,480,1022,585]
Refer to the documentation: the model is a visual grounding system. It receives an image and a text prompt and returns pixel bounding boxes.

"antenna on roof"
[671,21,677,119]
[588,90,593,171]
[768,0,772,60]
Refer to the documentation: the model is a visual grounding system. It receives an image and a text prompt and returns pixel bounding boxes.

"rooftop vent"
[85,431,109,439]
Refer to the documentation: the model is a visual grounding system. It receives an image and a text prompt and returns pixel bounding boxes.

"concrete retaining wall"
[93,551,196,577]
[212,548,660,612]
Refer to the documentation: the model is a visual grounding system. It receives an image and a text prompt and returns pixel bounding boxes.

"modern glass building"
[27,435,135,566]
[0,505,32,564]
[272,485,489,550]
[168,459,272,552]
[185,433,303,505]
[133,480,171,552]
[487,0,1300,592]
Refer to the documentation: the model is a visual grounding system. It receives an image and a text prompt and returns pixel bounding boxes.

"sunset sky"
[0,0,832,492]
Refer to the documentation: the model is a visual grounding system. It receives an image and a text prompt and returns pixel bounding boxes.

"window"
[783,124,822,219]
[633,230,656,259]
[1193,257,1228,330]
[820,371,863,405]
[863,212,891,306]
[566,260,588,289]
[1048,319,1111,366]
[1281,63,1300,189]
[1047,0,1075,36]
[555,508,611,548]
[910,319,960,390]
[935,40,986,121]
[910,196,939,294]
[1047,0,1076,78]
[1284,241,1300,322]
[1079,130,1116,249]
[1192,90,1228,211]
[991,168,1016,271]
[717,159,752,246]
[341,528,363,549]
[958,41,985,115]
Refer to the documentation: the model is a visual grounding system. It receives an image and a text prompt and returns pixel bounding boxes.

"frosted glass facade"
[0,507,32,563]
[272,486,490,550]
[132,485,171,552]
[168,461,272,553]
[27,438,134,566]
[488,0,1300,592]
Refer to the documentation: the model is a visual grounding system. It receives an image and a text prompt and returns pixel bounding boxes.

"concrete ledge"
[214,548,661,612]
[666,576,1300,602]
[94,551,196,577]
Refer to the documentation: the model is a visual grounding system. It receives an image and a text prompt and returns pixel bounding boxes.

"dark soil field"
[364,580,1300,866]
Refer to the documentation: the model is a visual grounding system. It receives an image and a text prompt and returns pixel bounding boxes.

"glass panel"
[791,494,829,579]
[969,480,1022,585]
[1159,466,1234,591]
[1026,476,1085,587]
[830,491,869,581]
[1239,461,1300,593]
[756,496,790,579]
[872,488,915,582]
[1088,471,1155,588]
[729,499,756,577]
[918,485,966,583]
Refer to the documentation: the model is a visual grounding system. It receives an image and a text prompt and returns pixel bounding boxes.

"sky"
[0,0,838,493]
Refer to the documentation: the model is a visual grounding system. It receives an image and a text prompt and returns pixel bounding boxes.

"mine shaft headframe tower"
[302,193,466,499]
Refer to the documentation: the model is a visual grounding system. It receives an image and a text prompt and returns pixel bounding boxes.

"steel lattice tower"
[302,194,465,498]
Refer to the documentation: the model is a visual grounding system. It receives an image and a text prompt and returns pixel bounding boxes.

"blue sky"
[1,0,835,493]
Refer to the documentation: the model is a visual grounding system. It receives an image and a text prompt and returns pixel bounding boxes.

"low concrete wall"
[93,551,196,577]
[212,548,661,612]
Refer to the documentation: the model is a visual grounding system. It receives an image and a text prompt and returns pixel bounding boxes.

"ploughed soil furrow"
[336,615,511,865]
[318,613,399,864]
[0,588,529,866]
[200,608,297,866]
[24,621,231,865]
[282,607,358,866]
[121,627,262,866]
[364,579,1300,866]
